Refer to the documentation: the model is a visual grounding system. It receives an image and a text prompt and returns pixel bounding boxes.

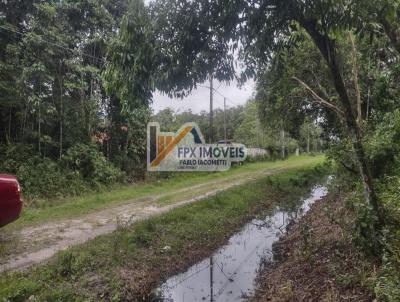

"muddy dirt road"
[0,157,322,273]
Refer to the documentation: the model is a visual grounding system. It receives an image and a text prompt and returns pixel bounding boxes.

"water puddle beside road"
[151,184,328,302]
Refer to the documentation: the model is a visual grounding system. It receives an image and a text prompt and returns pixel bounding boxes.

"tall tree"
[149,0,400,229]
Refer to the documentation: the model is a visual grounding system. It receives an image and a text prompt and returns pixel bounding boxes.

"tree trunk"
[89,78,93,139]
[58,73,63,160]
[38,103,41,155]
[7,107,11,143]
[301,19,384,227]
[20,104,28,140]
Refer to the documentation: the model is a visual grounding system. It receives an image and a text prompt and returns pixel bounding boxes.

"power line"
[212,84,241,107]
[225,97,240,107]
[0,24,105,64]
[215,261,233,283]
[214,242,266,300]
[197,84,241,107]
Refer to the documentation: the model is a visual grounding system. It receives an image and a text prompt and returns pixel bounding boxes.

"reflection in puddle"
[153,185,328,302]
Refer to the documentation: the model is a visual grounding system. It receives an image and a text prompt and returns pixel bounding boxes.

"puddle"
[152,185,328,302]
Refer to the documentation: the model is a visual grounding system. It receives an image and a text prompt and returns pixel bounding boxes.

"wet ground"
[0,165,294,273]
[153,185,328,302]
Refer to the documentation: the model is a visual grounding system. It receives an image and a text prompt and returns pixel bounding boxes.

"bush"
[113,152,145,181]
[366,109,400,178]
[0,143,125,205]
[62,143,124,186]
[375,249,400,301]
[0,143,36,174]
[245,153,271,163]
[373,176,400,301]
[16,156,86,203]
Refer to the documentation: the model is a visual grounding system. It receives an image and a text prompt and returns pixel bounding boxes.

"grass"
[0,163,328,302]
[3,155,324,230]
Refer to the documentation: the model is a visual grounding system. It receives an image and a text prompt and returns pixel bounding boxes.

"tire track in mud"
[0,163,310,273]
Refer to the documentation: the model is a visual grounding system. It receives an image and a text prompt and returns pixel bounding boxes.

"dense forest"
[153,103,323,154]
[0,0,133,200]
[0,0,322,201]
[1,0,400,299]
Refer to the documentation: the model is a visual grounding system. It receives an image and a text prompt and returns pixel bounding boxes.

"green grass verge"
[4,155,324,230]
[0,162,328,302]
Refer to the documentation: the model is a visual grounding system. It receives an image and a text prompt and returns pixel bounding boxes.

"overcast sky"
[151,78,255,114]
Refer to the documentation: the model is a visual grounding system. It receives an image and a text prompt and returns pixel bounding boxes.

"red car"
[0,174,23,227]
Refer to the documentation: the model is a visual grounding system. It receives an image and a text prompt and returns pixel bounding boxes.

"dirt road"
[0,157,322,273]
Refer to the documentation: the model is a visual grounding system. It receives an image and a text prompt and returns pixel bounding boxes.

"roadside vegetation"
[252,191,377,301]
[253,160,400,301]
[0,164,327,302]
[2,155,323,230]
[0,0,325,205]
[2,0,400,301]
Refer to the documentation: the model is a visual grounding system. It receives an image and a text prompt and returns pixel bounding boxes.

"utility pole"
[209,75,214,143]
[223,97,227,142]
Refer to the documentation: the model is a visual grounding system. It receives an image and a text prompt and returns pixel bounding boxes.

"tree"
[0,0,146,196]
[102,0,155,177]
[256,37,340,141]
[300,118,323,153]
[149,0,399,229]
[152,108,176,131]
[149,0,242,97]
[0,0,125,155]
[152,105,245,143]
[351,0,400,54]
[234,100,267,147]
